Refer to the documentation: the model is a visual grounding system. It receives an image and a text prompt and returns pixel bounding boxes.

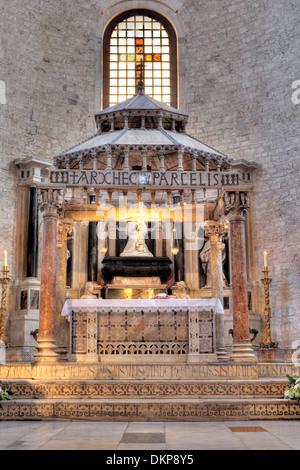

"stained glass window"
[103,11,177,109]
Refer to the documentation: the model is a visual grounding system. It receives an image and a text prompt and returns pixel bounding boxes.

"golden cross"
[119,37,162,90]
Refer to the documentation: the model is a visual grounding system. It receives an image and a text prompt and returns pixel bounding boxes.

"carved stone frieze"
[0,362,297,381]
[0,379,289,399]
[0,399,299,422]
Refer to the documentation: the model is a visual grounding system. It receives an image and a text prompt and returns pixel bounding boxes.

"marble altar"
[61,298,223,363]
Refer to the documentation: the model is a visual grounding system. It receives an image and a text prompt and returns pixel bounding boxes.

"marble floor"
[0,420,299,450]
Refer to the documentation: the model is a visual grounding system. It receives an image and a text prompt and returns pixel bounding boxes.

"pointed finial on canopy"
[136,79,145,95]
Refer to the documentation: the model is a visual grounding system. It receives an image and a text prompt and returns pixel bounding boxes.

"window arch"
[102,9,178,109]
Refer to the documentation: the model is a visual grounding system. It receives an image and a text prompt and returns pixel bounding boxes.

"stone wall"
[0,0,299,347]
[180,0,300,348]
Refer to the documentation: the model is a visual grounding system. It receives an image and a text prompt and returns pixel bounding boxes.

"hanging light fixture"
[80,193,89,227]
[171,227,179,255]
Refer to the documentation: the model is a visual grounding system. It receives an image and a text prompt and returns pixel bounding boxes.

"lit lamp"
[260,250,277,349]
[80,194,89,227]
[171,227,179,255]
[0,250,11,344]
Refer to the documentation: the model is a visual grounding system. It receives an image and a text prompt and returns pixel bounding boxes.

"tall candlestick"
[260,266,277,349]
[264,251,268,268]
[0,265,10,344]
[3,251,7,268]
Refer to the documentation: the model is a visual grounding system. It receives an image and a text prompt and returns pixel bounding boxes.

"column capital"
[57,219,74,247]
[204,218,229,241]
[105,144,112,155]
[225,191,250,218]
[38,188,63,216]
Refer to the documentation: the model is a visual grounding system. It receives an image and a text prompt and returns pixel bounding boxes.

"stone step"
[0,398,299,422]
[0,362,296,380]
[0,378,289,399]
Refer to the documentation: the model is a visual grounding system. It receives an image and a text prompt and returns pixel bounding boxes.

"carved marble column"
[56,219,73,361]
[106,146,112,171]
[141,148,147,172]
[225,191,257,363]
[159,149,165,172]
[204,220,228,361]
[33,188,63,363]
[177,147,184,172]
[123,147,130,172]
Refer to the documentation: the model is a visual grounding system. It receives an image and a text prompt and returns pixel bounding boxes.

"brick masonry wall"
[0,0,299,347]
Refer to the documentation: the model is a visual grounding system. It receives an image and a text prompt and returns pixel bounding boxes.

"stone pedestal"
[225,192,257,363]
[33,188,62,363]
[9,158,52,360]
[8,278,40,360]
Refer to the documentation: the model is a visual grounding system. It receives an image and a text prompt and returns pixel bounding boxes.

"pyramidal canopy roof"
[96,91,188,117]
[55,91,231,165]
[57,128,229,160]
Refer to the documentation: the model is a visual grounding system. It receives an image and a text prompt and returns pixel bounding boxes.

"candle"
[264,251,268,268]
[3,250,7,268]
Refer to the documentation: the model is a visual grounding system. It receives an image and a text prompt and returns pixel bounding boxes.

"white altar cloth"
[61,298,224,321]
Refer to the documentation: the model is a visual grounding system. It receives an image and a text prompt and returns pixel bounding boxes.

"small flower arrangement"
[0,386,12,407]
[284,374,300,402]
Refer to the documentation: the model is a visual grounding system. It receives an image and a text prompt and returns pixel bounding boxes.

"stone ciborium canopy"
[52,89,236,282]
[54,87,233,173]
